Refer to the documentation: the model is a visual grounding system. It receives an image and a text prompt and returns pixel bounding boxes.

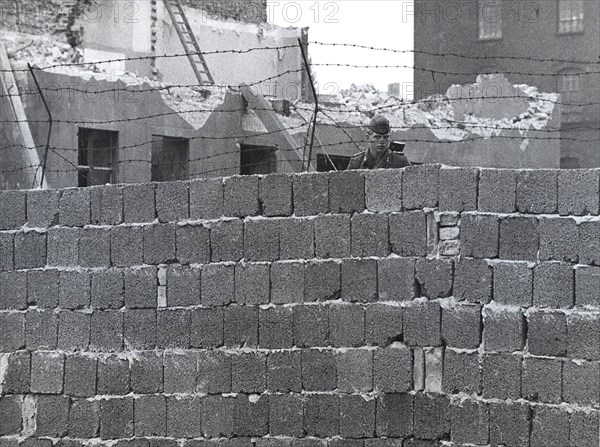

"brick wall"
[1,165,599,447]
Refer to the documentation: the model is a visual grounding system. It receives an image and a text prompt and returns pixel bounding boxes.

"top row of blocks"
[1,166,599,229]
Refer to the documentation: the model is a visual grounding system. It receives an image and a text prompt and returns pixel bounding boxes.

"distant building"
[414,0,600,168]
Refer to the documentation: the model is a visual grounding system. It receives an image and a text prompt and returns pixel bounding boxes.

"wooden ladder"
[162,0,214,85]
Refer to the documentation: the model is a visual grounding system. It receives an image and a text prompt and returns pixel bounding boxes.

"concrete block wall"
[1,165,599,447]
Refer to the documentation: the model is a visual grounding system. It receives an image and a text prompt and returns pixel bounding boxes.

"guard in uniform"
[346,114,411,170]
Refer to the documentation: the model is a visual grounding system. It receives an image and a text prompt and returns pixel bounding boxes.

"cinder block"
[26,310,57,350]
[167,265,200,307]
[533,262,574,308]
[460,213,499,258]
[233,394,269,437]
[202,395,235,438]
[134,395,166,437]
[454,258,492,304]
[68,399,99,438]
[0,396,22,435]
[1,351,30,393]
[302,349,337,391]
[190,307,223,348]
[175,224,210,264]
[413,393,450,440]
[329,170,365,213]
[210,219,244,262]
[341,258,378,302]
[27,270,58,308]
[235,262,270,305]
[14,231,46,269]
[31,351,64,394]
[558,169,600,216]
[329,304,365,347]
[271,261,304,304]
[304,260,340,302]
[189,177,223,219]
[59,188,90,226]
[224,305,258,347]
[414,258,453,298]
[450,400,488,445]
[201,263,234,306]
[376,393,413,437]
[124,267,157,309]
[259,173,293,216]
[531,406,569,447]
[47,227,79,267]
[244,218,280,261]
[378,257,416,301]
[492,261,533,306]
[340,395,375,438]
[0,232,13,271]
[59,271,90,310]
[90,184,122,225]
[122,183,155,223]
[579,220,600,266]
[337,349,373,393]
[130,351,163,394]
[563,360,600,406]
[567,313,600,360]
[57,311,90,351]
[35,395,70,437]
[27,189,59,227]
[294,304,328,347]
[373,345,412,392]
[442,350,481,395]
[350,213,389,257]
[197,351,231,394]
[224,176,259,217]
[293,172,329,216]
[402,164,439,209]
[279,218,314,260]
[165,396,203,438]
[156,181,188,222]
[389,211,427,256]
[575,266,600,307]
[124,309,156,350]
[111,226,144,267]
[97,355,130,395]
[482,353,521,399]
[441,304,481,349]
[269,394,303,437]
[539,217,578,262]
[64,355,97,397]
[259,307,293,349]
[570,411,600,447]
[365,440,402,447]
[0,190,26,229]
[365,303,403,346]
[143,224,176,264]
[438,167,478,211]
[499,216,539,261]
[314,214,351,258]
[304,394,339,437]
[163,352,196,394]
[404,301,441,346]
[231,352,267,393]
[78,227,111,267]
[90,310,123,352]
[267,350,301,392]
[522,357,562,403]
[91,269,124,309]
[156,309,190,349]
[516,169,558,213]
[489,402,531,447]
[365,169,403,212]
[483,307,525,352]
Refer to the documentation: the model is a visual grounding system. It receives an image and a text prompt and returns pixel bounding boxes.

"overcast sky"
[267,1,414,97]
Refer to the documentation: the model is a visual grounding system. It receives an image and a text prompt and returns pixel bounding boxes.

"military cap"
[368,114,390,135]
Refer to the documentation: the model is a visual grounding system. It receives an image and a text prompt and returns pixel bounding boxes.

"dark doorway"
[151,135,190,182]
[78,128,118,187]
[240,144,276,175]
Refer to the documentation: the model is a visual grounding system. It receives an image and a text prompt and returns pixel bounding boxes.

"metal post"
[298,39,319,172]
[28,64,52,189]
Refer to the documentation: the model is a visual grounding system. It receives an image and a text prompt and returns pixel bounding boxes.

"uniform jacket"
[346,149,411,170]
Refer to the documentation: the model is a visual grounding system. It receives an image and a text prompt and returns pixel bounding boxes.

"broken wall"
[1,165,599,446]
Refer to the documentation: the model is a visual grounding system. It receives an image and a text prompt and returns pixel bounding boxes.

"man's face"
[367,131,390,158]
